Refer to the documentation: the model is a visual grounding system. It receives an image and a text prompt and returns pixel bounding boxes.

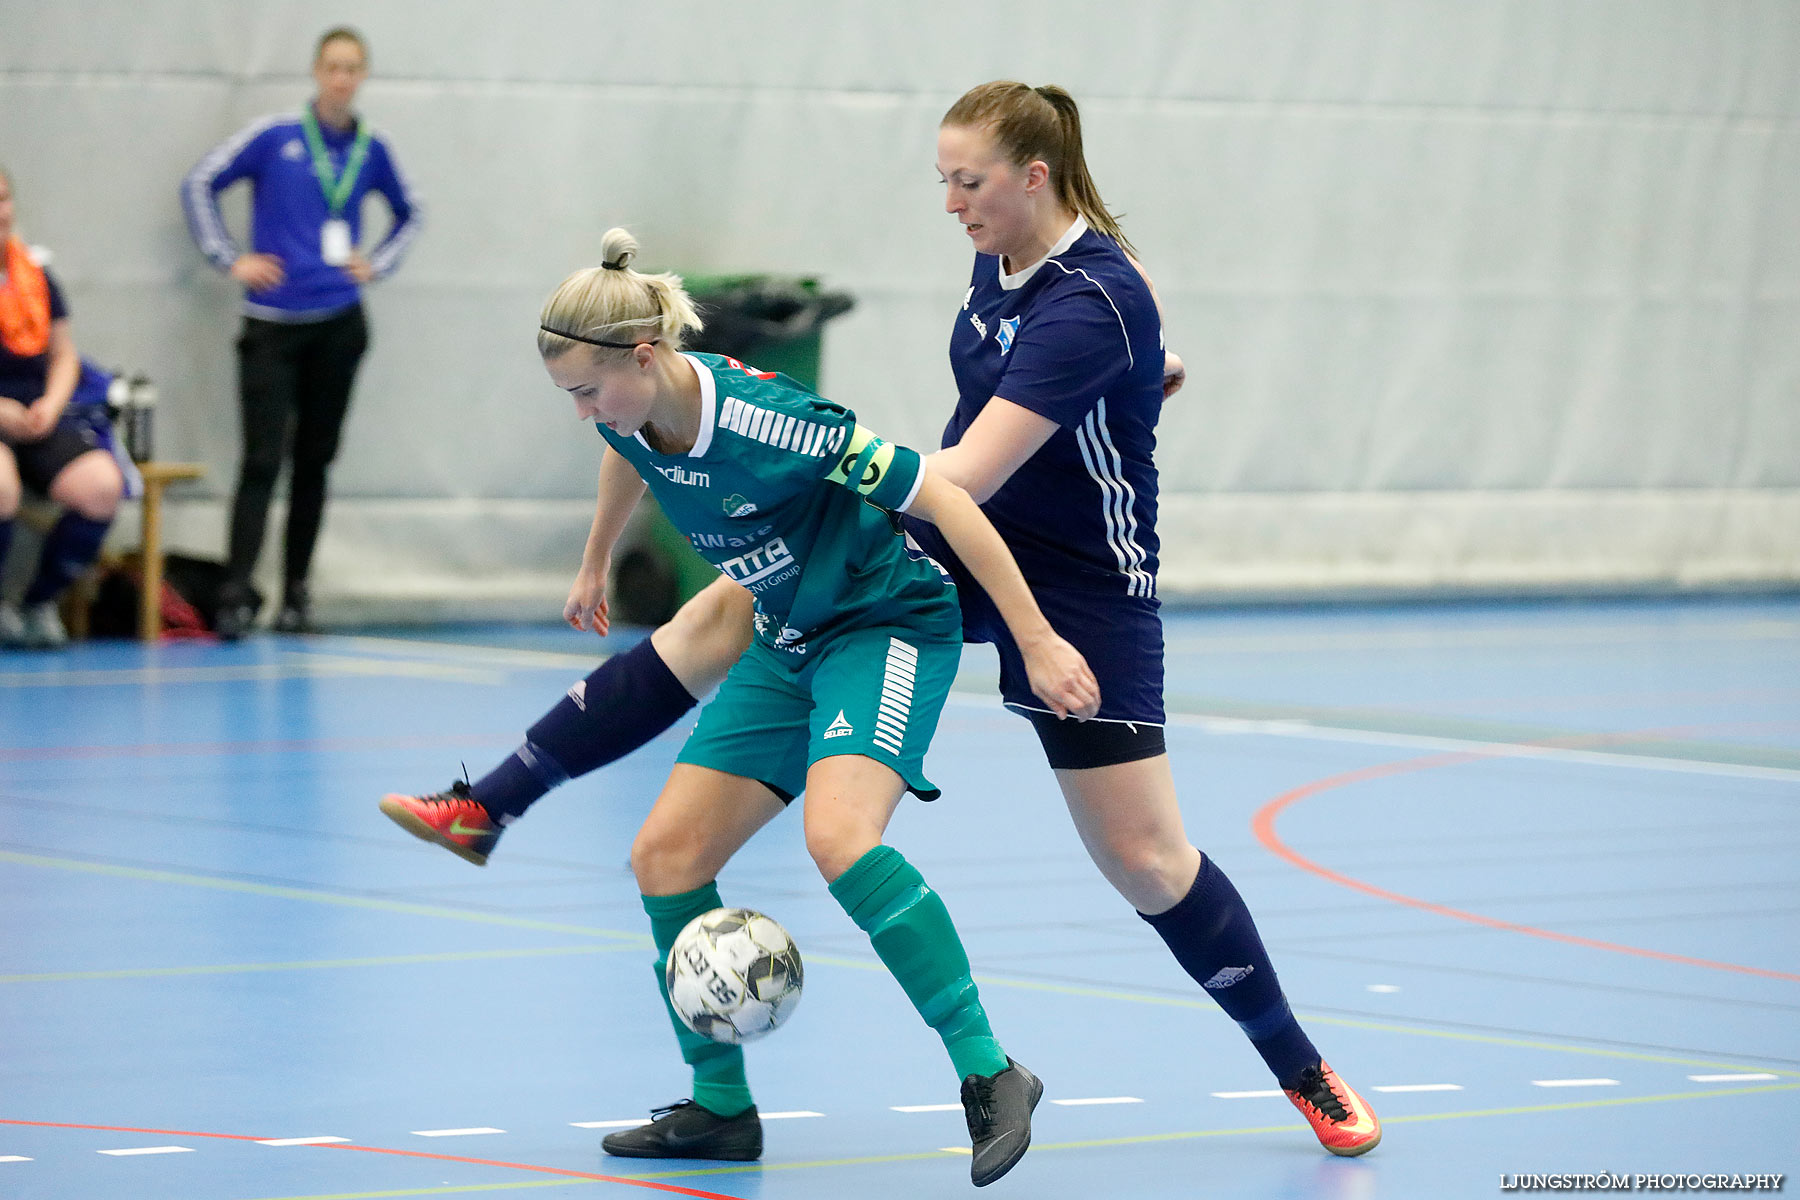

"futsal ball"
[665,907,804,1045]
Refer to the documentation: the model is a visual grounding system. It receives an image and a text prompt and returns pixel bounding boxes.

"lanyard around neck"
[300,105,372,216]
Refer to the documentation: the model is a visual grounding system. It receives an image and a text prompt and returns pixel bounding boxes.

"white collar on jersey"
[634,352,717,458]
[997,215,1089,291]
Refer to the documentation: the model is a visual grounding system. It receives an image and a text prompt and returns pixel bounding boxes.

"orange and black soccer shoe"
[379,780,502,867]
[1284,1061,1382,1156]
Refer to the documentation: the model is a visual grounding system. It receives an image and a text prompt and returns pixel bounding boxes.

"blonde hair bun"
[599,227,638,272]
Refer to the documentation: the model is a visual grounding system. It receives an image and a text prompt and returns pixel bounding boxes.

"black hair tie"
[539,325,660,350]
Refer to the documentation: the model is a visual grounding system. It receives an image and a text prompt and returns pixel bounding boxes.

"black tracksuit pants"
[227,305,367,595]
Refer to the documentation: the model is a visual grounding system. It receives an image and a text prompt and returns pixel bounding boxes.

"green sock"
[828,845,1009,1082]
[643,884,754,1118]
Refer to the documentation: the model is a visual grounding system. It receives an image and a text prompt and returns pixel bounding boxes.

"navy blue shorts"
[904,519,1166,729]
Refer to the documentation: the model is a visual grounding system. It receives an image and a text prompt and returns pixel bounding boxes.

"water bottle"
[125,374,157,463]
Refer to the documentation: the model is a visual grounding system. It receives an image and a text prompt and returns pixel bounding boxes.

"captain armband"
[824,423,923,511]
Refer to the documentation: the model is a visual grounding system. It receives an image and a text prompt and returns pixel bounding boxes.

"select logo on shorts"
[996,316,1020,355]
[1202,965,1254,990]
[823,711,854,739]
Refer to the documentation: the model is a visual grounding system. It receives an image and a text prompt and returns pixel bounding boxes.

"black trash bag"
[87,554,244,638]
[690,278,855,363]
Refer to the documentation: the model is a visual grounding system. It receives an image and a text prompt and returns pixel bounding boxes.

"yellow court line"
[6,850,1791,1079]
[239,1082,1800,1200]
[0,943,639,984]
[961,970,1800,1079]
[644,1082,1800,1179]
[0,851,650,945]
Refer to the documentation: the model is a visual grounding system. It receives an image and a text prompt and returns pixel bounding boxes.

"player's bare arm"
[924,394,1058,504]
[905,466,1100,720]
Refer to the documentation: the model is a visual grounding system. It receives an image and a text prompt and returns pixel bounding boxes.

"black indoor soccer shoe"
[960,1058,1043,1187]
[600,1100,762,1161]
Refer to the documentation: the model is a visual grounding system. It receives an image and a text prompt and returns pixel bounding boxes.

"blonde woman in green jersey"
[544,227,1092,1186]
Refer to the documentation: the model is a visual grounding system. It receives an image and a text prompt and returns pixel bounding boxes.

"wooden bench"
[133,462,207,639]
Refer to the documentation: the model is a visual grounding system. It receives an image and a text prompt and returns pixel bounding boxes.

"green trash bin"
[608,274,855,626]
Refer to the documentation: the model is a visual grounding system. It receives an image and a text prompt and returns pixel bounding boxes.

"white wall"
[5,0,1796,611]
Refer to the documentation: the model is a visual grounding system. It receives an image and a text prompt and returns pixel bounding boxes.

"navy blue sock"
[472,637,699,820]
[24,512,111,605]
[1140,854,1321,1090]
[0,518,14,580]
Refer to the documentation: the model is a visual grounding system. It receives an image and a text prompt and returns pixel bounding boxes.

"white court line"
[1166,713,1800,784]
[761,1111,825,1120]
[0,1156,33,1162]
[1689,1073,1779,1083]
[1051,1097,1144,1106]
[258,1136,351,1146]
[571,1119,651,1129]
[1372,1083,1464,1093]
[892,1103,963,1113]
[411,1127,505,1137]
[1211,1089,1285,1099]
[98,1146,193,1156]
[1532,1078,1620,1088]
[944,693,1800,783]
[1366,984,1402,993]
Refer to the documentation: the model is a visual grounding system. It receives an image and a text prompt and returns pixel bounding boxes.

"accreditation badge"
[321,219,353,266]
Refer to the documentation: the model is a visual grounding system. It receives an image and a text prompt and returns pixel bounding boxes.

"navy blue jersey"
[181,110,422,322]
[0,263,66,405]
[940,217,1162,598]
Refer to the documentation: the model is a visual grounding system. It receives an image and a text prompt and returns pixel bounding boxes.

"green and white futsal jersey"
[597,353,963,800]
[596,353,960,658]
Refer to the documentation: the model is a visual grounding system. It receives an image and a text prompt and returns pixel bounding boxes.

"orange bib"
[0,236,52,358]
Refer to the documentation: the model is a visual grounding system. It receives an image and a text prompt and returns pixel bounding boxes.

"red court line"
[0,1119,745,1198]
[1250,738,1800,984]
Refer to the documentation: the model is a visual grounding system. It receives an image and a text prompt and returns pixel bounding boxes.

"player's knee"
[671,580,753,655]
[803,818,879,884]
[628,823,690,893]
[53,457,123,520]
[1100,836,1195,911]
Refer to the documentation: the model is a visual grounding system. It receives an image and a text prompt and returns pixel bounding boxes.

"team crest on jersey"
[283,139,306,161]
[722,493,757,517]
[996,316,1020,354]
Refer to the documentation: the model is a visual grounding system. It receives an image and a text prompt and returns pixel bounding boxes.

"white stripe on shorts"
[871,638,919,755]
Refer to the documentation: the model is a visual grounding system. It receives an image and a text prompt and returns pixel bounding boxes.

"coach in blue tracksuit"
[181,26,420,637]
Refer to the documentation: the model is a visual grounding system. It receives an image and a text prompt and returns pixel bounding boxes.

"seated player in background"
[390,226,1098,1185]
[0,165,125,648]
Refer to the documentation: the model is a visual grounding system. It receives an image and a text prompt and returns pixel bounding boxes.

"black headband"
[602,259,629,270]
[540,326,660,350]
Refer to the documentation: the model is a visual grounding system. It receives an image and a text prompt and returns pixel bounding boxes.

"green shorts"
[675,625,961,802]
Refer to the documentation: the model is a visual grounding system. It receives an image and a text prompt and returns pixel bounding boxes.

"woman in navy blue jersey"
[0,166,125,649]
[383,81,1379,1157]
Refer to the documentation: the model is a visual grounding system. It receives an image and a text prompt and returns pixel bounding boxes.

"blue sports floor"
[3,597,1797,1199]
